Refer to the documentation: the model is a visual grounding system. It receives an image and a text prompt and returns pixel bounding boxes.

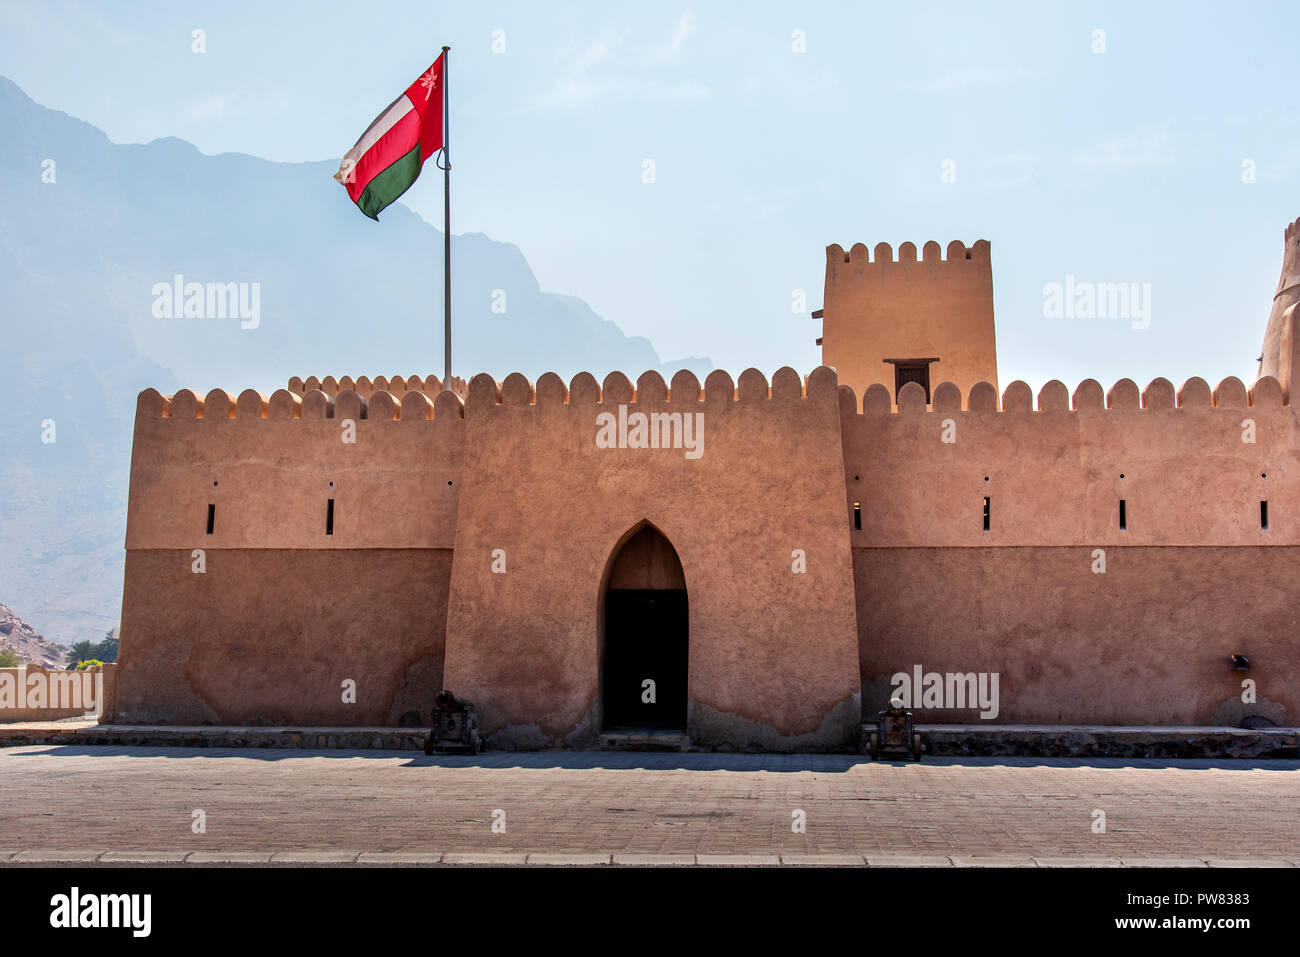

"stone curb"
[3,851,1296,868]
[3,725,1298,759]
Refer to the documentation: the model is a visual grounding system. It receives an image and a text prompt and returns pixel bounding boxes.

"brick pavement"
[1,747,1297,864]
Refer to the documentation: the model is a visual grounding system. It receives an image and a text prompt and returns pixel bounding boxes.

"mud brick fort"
[113,218,1300,752]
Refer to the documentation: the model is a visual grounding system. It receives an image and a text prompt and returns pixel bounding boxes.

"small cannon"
[424,689,482,755]
[867,699,922,762]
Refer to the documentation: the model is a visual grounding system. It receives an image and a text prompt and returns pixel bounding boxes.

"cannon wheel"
[868,732,878,760]
[423,731,434,756]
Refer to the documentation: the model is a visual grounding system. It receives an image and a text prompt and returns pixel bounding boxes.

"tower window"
[853,501,861,531]
[1119,500,1127,531]
[883,357,938,403]
[982,497,990,531]
[326,498,335,536]
[206,504,215,535]
[1261,501,1269,530]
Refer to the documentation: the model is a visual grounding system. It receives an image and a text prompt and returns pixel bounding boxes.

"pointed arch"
[597,521,688,731]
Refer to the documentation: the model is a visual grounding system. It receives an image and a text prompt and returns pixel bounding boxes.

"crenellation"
[170,389,202,418]
[500,372,534,405]
[401,389,433,420]
[1001,380,1033,412]
[897,380,927,412]
[771,366,803,399]
[1250,375,1283,407]
[236,388,268,419]
[968,381,998,412]
[569,371,600,405]
[536,371,568,404]
[736,368,769,401]
[1073,379,1104,411]
[838,383,859,420]
[204,388,234,419]
[1177,377,1212,408]
[669,369,701,403]
[1106,379,1140,410]
[301,389,333,418]
[602,371,634,405]
[862,383,892,415]
[1142,377,1176,409]
[932,380,963,412]
[368,390,401,420]
[1037,380,1069,412]
[335,389,365,420]
[1214,376,1247,407]
[268,389,300,419]
[703,369,734,405]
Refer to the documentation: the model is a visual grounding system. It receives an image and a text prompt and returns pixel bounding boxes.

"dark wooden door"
[603,589,688,730]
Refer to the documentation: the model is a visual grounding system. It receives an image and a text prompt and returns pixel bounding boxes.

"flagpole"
[441,45,451,393]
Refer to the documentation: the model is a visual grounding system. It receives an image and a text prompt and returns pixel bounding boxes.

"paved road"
[1,747,1297,865]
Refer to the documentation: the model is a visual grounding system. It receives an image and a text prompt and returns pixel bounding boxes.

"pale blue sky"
[3,0,1298,390]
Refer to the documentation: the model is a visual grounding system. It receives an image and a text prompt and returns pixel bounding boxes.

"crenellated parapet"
[139,386,465,422]
[460,365,839,411]
[840,372,1299,549]
[826,238,991,267]
[838,375,1288,416]
[127,383,466,552]
[287,374,469,400]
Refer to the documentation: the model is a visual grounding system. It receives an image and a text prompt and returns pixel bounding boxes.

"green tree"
[0,649,20,667]
[92,629,118,663]
[65,640,96,669]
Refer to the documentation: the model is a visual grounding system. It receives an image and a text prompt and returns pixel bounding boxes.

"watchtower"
[816,239,998,407]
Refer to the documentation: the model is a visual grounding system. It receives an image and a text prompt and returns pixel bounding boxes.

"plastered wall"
[843,374,1300,726]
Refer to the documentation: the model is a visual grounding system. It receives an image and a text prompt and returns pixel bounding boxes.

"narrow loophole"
[852,501,861,531]
[982,496,990,531]
[1261,500,1269,530]
[326,498,335,536]
[1119,499,1127,531]
[206,504,215,535]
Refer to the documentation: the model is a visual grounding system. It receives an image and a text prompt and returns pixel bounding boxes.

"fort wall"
[842,375,1300,726]
[441,366,863,751]
[114,386,466,725]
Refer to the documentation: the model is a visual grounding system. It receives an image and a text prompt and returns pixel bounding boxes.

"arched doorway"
[601,524,688,731]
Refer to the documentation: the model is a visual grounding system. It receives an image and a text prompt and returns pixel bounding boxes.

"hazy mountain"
[0,602,67,668]
[0,75,711,645]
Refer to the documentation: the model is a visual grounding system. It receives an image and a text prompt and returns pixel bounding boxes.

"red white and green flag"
[335,53,446,220]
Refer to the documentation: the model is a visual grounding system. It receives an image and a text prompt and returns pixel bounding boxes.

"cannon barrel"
[435,689,470,711]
